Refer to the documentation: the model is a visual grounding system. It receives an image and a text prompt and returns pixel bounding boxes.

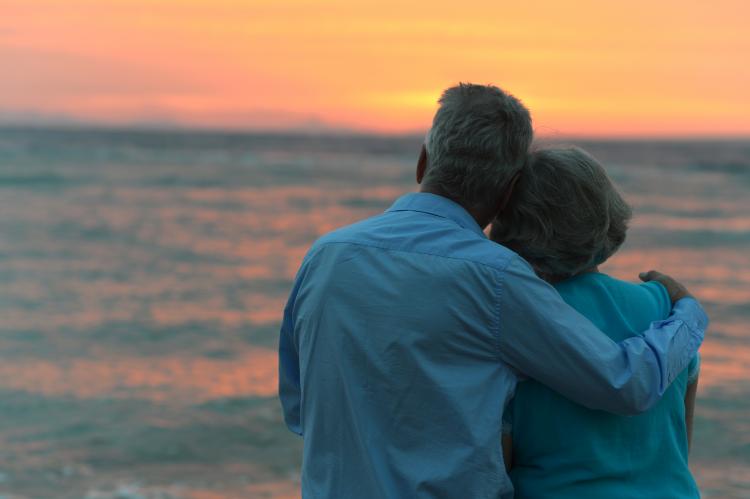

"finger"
[639,270,663,282]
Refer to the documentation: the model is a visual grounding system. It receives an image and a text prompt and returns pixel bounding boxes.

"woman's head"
[490,146,632,281]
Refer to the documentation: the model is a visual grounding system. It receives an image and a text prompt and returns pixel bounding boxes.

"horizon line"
[2,121,749,143]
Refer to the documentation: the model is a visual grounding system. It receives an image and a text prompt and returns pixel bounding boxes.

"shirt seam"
[309,239,513,272]
[493,256,520,362]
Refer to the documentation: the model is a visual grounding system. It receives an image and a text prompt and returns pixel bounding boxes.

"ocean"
[0,128,748,498]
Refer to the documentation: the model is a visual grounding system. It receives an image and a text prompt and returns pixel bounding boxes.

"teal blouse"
[505,272,701,499]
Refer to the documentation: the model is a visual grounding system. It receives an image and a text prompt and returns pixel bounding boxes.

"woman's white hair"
[423,83,533,210]
[490,147,632,279]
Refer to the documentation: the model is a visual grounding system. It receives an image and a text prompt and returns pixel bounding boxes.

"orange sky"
[2,0,749,136]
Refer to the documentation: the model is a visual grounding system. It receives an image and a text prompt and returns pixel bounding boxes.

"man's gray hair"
[490,147,632,279]
[423,83,533,210]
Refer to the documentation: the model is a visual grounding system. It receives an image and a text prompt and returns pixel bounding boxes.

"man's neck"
[418,186,494,229]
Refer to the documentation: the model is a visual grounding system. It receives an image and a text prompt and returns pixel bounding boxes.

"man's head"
[417,83,533,225]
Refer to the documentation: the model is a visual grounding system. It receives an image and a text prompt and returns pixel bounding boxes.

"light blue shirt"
[279,192,708,499]
[505,272,701,498]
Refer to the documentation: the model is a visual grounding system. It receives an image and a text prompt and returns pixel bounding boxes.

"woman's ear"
[416,144,428,184]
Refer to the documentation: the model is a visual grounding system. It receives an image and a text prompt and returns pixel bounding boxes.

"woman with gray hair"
[491,147,701,498]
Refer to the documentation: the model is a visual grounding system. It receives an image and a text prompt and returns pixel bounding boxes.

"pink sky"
[2,0,749,136]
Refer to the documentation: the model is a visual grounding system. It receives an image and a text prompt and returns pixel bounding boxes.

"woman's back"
[506,272,700,499]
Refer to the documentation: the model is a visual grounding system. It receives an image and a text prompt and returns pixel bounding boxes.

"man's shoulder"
[307,212,387,252]
[307,212,519,273]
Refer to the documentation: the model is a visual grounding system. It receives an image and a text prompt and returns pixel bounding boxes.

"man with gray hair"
[279,83,707,498]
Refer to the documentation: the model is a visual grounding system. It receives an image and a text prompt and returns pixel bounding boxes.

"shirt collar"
[386,192,486,238]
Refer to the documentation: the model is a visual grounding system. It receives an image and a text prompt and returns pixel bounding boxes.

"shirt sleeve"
[278,264,307,436]
[645,280,701,386]
[496,256,708,415]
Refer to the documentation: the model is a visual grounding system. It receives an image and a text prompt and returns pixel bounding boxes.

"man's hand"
[639,270,693,304]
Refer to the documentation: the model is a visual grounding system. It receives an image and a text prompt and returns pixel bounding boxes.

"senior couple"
[279,83,706,498]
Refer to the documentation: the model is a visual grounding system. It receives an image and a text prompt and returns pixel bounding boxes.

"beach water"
[0,128,748,498]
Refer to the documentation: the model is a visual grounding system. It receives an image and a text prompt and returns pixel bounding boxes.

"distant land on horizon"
[1,119,749,143]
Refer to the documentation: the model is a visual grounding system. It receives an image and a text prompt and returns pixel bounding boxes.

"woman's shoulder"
[556,272,672,324]
[599,273,671,319]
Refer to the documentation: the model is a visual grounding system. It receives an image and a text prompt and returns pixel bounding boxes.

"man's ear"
[416,144,428,184]
[496,172,521,214]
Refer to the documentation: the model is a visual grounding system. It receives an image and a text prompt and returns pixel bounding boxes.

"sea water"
[0,128,748,498]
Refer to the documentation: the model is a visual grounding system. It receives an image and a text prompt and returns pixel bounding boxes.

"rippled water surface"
[0,129,748,498]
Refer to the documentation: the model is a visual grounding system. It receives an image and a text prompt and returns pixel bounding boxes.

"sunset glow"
[2,0,749,136]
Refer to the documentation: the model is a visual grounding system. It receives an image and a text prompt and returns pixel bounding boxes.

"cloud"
[0,106,347,133]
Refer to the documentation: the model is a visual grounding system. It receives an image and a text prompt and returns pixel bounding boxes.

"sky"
[2,0,749,136]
